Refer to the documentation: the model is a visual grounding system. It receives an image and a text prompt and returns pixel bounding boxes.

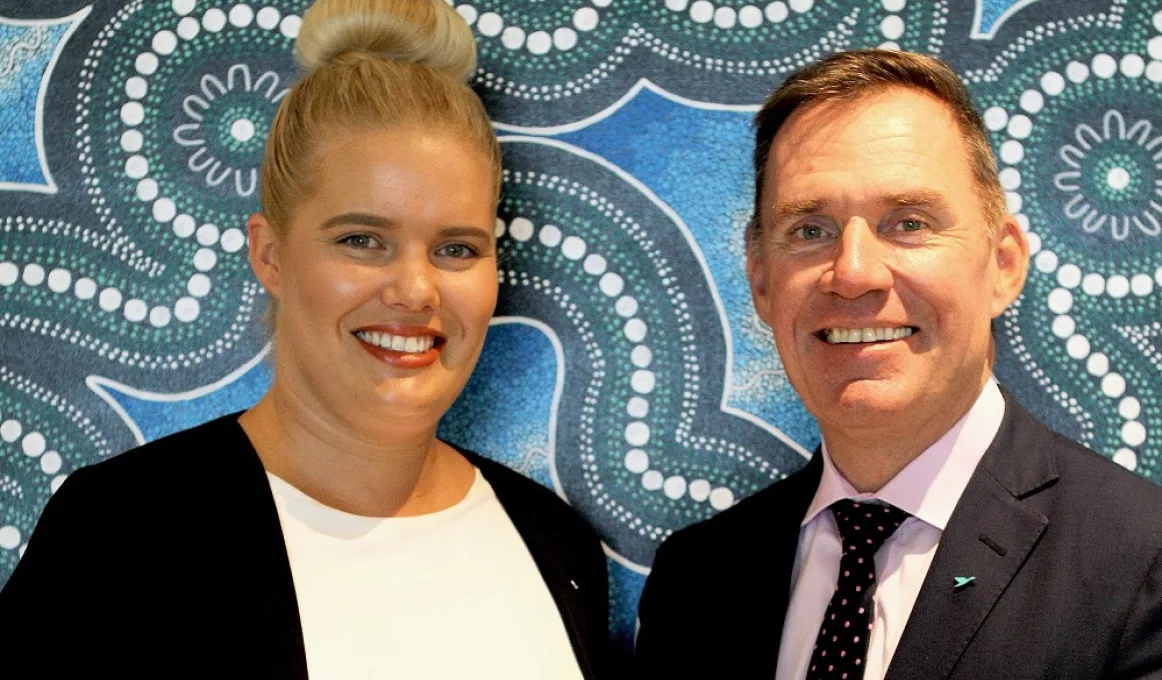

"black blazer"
[636,390,1162,679]
[0,413,616,679]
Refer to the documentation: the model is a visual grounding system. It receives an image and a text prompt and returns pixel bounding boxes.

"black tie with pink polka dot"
[805,499,910,680]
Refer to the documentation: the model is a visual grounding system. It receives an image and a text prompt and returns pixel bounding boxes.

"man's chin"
[810,380,915,426]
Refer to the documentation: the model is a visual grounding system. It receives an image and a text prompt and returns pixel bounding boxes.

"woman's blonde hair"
[259,0,501,233]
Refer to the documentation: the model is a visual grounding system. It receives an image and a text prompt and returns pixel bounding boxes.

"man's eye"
[339,234,379,249]
[793,224,829,241]
[893,218,928,232]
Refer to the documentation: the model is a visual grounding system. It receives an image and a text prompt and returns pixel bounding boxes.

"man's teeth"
[355,331,436,353]
[825,327,914,344]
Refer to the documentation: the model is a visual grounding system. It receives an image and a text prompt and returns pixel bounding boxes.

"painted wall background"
[1,0,1159,651]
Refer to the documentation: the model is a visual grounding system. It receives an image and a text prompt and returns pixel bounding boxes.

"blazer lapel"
[886,392,1057,680]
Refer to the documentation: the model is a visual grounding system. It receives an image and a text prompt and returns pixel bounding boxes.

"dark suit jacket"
[636,391,1162,679]
[0,413,617,679]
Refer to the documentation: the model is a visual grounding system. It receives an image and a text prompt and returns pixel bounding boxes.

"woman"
[0,1,612,677]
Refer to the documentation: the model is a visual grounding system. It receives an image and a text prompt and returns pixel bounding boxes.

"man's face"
[747,87,1028,439]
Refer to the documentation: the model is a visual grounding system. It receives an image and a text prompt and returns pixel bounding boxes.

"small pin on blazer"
[953,576,976,590]
[570,579,579,590]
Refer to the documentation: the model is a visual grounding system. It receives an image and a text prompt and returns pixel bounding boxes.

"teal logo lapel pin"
[953,576,976,591]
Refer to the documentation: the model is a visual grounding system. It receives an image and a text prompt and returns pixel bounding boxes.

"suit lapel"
[886,391,1057,680]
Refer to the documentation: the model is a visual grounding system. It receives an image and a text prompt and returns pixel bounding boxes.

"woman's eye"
[437,243,478,259]
[339,233,380,249]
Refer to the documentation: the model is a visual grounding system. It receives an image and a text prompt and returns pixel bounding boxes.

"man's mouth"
[818,327,917,344]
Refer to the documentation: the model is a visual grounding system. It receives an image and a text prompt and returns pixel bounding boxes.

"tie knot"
[830,499,910,557]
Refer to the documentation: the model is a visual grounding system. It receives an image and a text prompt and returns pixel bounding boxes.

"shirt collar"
[801,378,1006,531]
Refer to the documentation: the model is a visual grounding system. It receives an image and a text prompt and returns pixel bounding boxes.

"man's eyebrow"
[771,198,827,221]
[320,213,398,229]
[883,190,950,210]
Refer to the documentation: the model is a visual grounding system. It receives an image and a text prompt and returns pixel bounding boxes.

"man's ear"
[247,213,282,299]
[990,214,1029,319]
[747,242,772,321]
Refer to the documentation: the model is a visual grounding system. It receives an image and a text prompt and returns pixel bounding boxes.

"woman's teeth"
[825,327,915,344]
[355,331,436,353]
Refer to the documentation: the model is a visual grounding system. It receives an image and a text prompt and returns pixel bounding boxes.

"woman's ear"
[247,213,282,298]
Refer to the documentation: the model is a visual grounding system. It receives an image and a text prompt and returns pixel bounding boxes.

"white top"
[776,379,1006,680]
[268,468,585,680]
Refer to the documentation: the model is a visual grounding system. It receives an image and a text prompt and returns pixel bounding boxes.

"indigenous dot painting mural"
[0,0,1158,652]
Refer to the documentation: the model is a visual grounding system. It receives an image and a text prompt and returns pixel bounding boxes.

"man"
[635,50,1162,679]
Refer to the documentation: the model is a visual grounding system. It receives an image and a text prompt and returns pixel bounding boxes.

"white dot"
[124,299,148,322]
[553,27,577,50]
[47,268,71,293]
[1092,53,1117,78]
[625,421,650,447]
[983,106,1008,131]
[1057,263,1081,288]
[229,3,254,27]
[135,52,159,75]
[739,5,763,27]
[689,479,711,502]
[503,217,531,242]
[1019,89,1044,114]
[120,130,143,152]
[690,1,713,23]
[561,236,586,260]
[196,224,221,246]
[664,476,688,500]
[1156,266,1162,287]
[1016,213,1030,232]
[174,297,201,322]
[125,76,148,99]
[533,225,559,249]
[149,306,172,327]
[21,432,45,457]
[625,449,649,473]
[1148,61,1162,83]
[627,397,650,418]
[789,0,813,12]
[1034,250,1058,273]
[631,345,653,368]
[1107,166,1130,190]
[1082,273,1105,296]
[194,248,217,271]
[1121,54,1146,78]
[151,30,177,55]
[22,264,45,287]
[714,6,737,28]
[188,273,212,297]
[583,254,607,275]
[573,7,599,31]
[203,8,227,31]
[999,168,1021,190]
[625,318,647,343]
[880,15,904,40]
[477,12,503,36]
[599,272,624,297]
[50,474,67,493]
[1066,334,1091,359]
[137,179,159,201]
[172,0,196,15]
[666,0,689,9]
[177,16,199,39]
[1121,421,1147,447]
[121,101,145,126]
[765,1,789,22]
[709,487,735,510]
[882,0,905,10]
[642,470,664,491]
[125,155,149,179]
[1007,114,1032,139]
[1047,288,1072,314]
[1107,275,1130,298]
[616,296,638,317]
[1086,352,1109,377]
[1040,71,1065,95]
[0,526,20,550]
[74,278,96,300]
[230,118,255,142]
[999,140,1024,165]
[40,451,61,475]
[1131,274,1153,296]
[173,214,196,238]
[632,370,656,394]
[1006,192,1022,214]
[527,30,551,54]
[501,26,525,50]
[256,7,280,29]
[279,14,300,38]
[1066,61,1089,83]
[1051,315,1075,338]
[592,0,612,8]
[0,420,21,443]
[152,198,176,222]
[1120,397,1142,420]
[0,262,16,286]
[1102,371,1126,397]
[1114,448,1138,471]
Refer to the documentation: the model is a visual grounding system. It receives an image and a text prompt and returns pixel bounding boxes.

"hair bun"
[295,0,476,81]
